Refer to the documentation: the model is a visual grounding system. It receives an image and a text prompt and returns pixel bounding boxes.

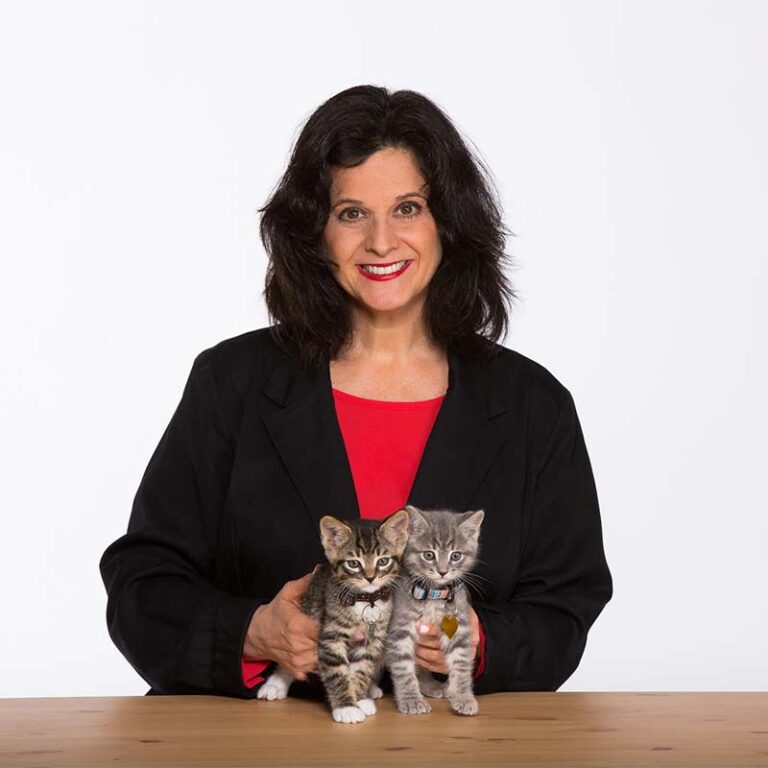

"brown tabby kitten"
[257,509,409,724]
[387,505,485,716]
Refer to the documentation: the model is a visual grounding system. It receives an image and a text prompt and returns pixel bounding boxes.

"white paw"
[451,696,479,716]
[332,706,366,724]
[397,697,431,715]
[357,697,377,716]
[368,683,383,700]
[257,680,289,701]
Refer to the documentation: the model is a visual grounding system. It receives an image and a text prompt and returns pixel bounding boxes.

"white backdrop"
[1,0,766,697]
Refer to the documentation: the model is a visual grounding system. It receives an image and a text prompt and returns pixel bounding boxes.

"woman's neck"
[342,305,439,364]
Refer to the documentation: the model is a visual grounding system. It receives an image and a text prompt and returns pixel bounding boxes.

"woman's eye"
[422,551,436,561]
[450,552,463,562]
[345,560,361,569]
[337,207,363,222]
[377,557,391,567]
[398,201,422,218]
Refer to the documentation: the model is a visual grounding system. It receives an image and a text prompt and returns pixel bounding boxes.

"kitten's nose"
[437,569,448,577]
[365,575,375,583]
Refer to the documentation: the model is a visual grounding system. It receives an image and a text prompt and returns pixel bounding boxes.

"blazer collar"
[261,345,508,529]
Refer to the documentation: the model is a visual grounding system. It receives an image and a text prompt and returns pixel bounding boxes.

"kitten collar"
[411,582,456,602]
[339,585,392,607]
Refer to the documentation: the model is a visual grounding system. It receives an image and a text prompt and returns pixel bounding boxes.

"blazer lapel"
[261,345,509,530]
[408,348,509,512]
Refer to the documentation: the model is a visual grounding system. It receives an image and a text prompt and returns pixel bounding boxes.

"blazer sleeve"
[99,349,266,697]
[472,388,613,694]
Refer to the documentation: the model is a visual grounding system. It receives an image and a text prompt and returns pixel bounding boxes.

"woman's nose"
[364,215,399,257]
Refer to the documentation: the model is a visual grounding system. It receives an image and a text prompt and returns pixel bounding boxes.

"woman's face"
[322,146,442,320]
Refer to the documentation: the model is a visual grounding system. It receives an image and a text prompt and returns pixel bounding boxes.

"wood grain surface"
[1,692,767,767]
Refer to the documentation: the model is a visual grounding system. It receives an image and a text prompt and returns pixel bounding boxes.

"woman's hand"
[243,568,320,681]
[414,607,480,674]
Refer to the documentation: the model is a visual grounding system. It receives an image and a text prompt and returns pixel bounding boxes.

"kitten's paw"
[420,678,447,698]
[397,697,432,715]
[367,682,384,699]
[256,680,289,701]
[356,697,377,716]
[450,695,479,716]
[332,706,366,724]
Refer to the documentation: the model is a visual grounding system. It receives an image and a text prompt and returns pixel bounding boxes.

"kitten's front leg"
[349,656,379,716]
[387,626,431,715]
[367,658,385,700]
[349,624,388,715]
[318,634,367,724]
[443,638,479,716]
[355,659,383,709]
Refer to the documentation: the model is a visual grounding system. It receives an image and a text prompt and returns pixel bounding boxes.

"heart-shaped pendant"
[440,615,459,638]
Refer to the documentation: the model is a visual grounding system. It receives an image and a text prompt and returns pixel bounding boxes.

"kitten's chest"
[344,601,391,660]
[348,599,390,624]
[412,599,458,627]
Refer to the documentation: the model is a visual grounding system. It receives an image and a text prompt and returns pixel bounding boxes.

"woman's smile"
[356,259,412,281]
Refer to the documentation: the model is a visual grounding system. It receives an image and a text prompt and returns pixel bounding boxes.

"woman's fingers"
[288,610,319,643]
[244,572,322,674]
[415,647,448,674]
[416,622,440,642]
[415,617,480,670]
[415,646,444,665]
[289,647,319,679]
[415,622,448,673]
[416,624,440,648]
[468,607,480,659]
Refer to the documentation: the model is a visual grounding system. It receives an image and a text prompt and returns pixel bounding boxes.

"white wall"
[1,0,765,697]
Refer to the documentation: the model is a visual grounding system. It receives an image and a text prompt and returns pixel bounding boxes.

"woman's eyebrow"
[331,190,429,209]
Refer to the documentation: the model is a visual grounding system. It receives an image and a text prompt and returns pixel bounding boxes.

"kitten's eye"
[377,557,391,568]
[450,552,463,562]
[345,560,361,570]
[422,551,436,561]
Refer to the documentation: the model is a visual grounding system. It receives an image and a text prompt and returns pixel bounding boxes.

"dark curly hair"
[259,84,517,368]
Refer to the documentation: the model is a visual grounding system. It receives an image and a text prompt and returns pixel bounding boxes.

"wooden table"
[1,693,766,767]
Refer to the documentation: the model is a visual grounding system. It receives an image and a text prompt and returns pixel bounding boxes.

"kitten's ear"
[380,508,410,554]
[458,509,485,543]
[319,515,352,554]
[405,505,429,536]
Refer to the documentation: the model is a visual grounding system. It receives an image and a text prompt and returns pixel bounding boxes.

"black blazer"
[99,326,613,698]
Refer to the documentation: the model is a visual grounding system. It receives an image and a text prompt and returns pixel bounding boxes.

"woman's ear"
[319,515,352,555]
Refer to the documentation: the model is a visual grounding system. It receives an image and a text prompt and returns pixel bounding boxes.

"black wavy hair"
[259,84,517,368]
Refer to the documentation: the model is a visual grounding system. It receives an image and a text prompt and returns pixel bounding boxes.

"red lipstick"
[357,260,412,281]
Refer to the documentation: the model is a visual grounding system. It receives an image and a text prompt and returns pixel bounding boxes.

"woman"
[99,85,612,699]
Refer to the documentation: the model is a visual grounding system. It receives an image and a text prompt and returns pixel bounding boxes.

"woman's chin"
[356,293,423,317]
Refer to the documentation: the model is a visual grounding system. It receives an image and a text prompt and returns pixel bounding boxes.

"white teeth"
[360,260,408,276]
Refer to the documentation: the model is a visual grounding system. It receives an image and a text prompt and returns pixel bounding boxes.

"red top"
[241,388,486,689]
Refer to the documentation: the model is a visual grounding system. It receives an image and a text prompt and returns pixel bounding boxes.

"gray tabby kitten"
[387,504,485,717]
[257,509,409,724]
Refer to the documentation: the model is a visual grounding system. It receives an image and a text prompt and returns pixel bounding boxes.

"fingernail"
[418,624,430,634]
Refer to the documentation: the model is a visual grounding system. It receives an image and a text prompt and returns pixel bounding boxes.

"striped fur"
[386,505,485,716]
[258,509,409,724]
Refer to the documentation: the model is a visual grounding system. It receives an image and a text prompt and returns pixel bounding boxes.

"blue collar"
[411,582,456,602]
